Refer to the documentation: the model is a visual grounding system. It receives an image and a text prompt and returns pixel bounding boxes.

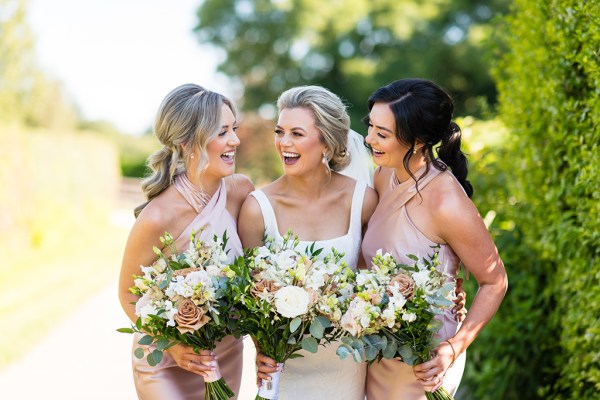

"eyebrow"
[374,124,393,133]
[275,124,307,132]
[221,121,238,128]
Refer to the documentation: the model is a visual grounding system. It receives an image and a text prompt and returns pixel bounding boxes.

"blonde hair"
[276,85,350,172]
[134,84,236,217]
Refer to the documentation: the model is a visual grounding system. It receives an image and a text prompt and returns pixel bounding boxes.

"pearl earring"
[322,152,328,165]
[413,148,417,155]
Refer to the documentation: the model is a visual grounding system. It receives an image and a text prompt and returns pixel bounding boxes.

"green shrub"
[460,1,599,398]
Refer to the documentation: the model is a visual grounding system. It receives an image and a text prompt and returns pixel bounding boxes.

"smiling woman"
[118,83,254,399]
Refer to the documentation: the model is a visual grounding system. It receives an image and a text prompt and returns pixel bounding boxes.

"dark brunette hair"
[366,78,473,197]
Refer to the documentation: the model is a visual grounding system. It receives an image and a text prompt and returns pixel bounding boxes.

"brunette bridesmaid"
[361,78,508,399]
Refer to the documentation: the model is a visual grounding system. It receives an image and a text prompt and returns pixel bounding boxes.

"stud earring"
[191,153,195,159]
[413,148,417,154]
[322,152,328,165]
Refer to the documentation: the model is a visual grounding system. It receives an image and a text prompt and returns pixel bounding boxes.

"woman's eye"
[274,129,283,135]
[233,126,239,132]
[377,132,386,139]
[219,131,227,136]
[292,131,303,137]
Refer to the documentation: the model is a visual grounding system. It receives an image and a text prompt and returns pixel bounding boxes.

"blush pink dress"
[361,165,466,400]
[131,175,244,400]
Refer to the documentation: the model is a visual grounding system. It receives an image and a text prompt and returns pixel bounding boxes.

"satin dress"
[361,165,466,400]
[249,180,368,400]
[132,175,244,400]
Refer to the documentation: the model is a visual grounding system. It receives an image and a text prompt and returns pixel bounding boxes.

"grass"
[0,214,132,370]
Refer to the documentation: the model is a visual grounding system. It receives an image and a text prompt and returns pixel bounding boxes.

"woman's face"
[200,103,240,180]
[275,107,327,177]
[365,102,409,169]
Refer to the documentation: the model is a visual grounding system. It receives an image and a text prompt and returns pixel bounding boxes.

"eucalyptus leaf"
[309,319,324,339]
[289,317,302,333]
[382,339,398,359]
[336,345,352,360]
[398,345,416,366]
[138,335,154,346]
[147,352,158,367]
[156,339,170,351]
[352,348,363,363]
[287,336,297,345]
[301,336,319,353]
[134,348,145,359]
[152,349,164,365]
[315,315,331,328]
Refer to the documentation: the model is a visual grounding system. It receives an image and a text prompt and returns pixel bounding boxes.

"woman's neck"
[393,155,427,183]
[281,170,333,200]
[187,171,221,196]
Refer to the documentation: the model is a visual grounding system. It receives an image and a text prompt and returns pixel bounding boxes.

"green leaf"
[287,353,304,359]
[135,317,142,331]
[138,335,154,345]
[152,349,164,365]
[156,339,170,351]
[382,339,398,359]
[147,352,158,367]
[309,319,325,339]
[315,315,331,329]
[134,348,145,359]
[336,345,352,360]
[289,317,302,333]
[301,336,319,353]
[287,336,297,345]
[398,345,416,366]
[117,328,134,334]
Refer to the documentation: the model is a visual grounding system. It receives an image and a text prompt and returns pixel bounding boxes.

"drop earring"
[322,152,328,165]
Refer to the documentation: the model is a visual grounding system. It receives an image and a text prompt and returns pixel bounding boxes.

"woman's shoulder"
[426,170,476,220]
[225,174,255,203]
[133,187,187,239]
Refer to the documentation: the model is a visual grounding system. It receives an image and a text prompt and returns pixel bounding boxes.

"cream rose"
[274,286,310,318]
[174,298,210,334]
[387,273,415,300]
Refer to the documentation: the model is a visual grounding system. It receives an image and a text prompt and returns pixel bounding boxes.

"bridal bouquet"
[228,231,355,400]
[337,249,457,400]
[118,230,237,400]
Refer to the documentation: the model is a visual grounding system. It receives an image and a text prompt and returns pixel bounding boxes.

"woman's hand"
[166,343,217,378]
[255,352,281,386]
[453,278,467,323]
[412,341,457,392]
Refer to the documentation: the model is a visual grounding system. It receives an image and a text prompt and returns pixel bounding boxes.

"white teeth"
[221,151,235,157]
[372,148,384,154]
[282,152,300,158]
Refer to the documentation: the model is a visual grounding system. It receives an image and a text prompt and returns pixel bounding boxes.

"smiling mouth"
[221,151,235,163]
[282,151,300,165]
[371,148,385,155]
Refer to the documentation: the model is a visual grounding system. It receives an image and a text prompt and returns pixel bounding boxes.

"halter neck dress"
[361,165,466,399]
[249,180,368,400]
[132,175,244,400]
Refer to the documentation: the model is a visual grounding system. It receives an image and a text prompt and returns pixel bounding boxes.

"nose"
[279,133,292,147]
[365,129,375,146]
[228,130,241,146]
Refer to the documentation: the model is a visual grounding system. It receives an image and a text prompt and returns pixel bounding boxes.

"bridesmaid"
[238,85,379,400]
[118,84,253,399]
[362,78,508,399]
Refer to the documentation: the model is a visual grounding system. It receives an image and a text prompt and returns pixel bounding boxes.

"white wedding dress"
[249,179,368,400]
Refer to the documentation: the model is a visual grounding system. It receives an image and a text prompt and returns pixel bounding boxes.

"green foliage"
[0,0,77,130]
[194,0,509,125]
[458,1,600,399]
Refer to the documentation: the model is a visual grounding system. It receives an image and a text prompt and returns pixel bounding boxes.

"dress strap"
[387,164,444,210]
[249,190,281,239]
[348,180,367,235]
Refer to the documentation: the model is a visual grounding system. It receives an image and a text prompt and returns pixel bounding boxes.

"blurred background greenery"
[1,0,597,398]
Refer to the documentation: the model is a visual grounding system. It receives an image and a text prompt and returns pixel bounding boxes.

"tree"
[194,0,509,125]
[0,0,77,129]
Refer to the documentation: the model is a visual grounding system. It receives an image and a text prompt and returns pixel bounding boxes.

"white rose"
[412,270,431,288]
[274,286,310,318]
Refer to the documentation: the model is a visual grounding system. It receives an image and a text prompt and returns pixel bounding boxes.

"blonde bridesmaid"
[118,84,253,399]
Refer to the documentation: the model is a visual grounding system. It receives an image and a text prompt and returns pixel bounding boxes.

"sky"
[27,0,232,135]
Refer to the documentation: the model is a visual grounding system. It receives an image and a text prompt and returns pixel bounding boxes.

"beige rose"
[174,298,210,334]
[172,267,201,278]
[387,273,415,300]
[250,279,279,298]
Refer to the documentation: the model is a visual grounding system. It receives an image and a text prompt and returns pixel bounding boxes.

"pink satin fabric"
[132,176,244,399]
[361,164,465,400]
